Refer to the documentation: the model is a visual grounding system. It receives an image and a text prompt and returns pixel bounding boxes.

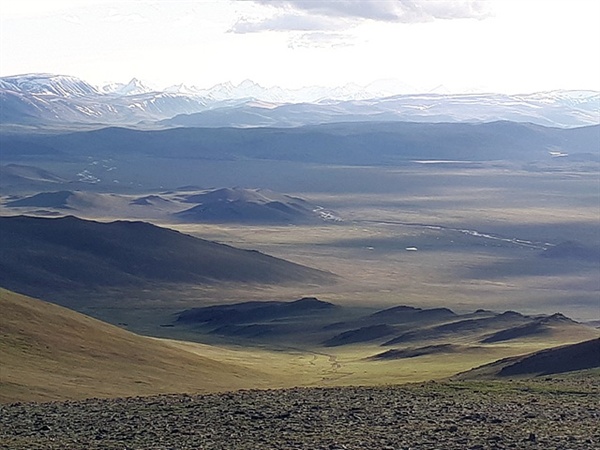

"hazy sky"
[1,0,599,93]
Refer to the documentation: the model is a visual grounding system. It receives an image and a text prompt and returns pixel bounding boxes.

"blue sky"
[1,0,599,93]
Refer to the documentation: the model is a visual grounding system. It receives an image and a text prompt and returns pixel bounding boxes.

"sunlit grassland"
[160,336,599,389]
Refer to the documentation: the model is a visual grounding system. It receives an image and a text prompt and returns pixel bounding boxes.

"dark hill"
[454,338,600,378]
[0,216,332,296]
[318,306,457,338]
[323,324,396,347]
[371,305,456,323]
[2,122,598,167]
[5,190,74,208]
[481,313,579,343]
[370,344,463,360]
[0,164,68,191]
[175,187,340,224]
[176,297,337,326]
[383,311,530,346]
[180,187,279,204]
[130,195,173,206]
[541,241,600,262]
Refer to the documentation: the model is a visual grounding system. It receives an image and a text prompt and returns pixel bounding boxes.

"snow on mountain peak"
[239,79,260,89]
[0,73,99,97]
[164,83,203,95]
[99,77,155,96]
[1,72,598,128]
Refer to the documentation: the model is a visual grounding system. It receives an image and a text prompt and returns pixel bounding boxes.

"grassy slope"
[3,286,598,403]
[0,288,280,403]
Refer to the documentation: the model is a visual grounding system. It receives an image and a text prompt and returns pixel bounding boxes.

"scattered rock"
[0,379,597,449]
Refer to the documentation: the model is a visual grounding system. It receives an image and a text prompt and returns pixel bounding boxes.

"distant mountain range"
[3,121,597,168]
[1,73,598,128]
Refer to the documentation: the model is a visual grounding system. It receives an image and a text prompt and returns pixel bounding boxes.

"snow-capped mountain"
[162,90,600,128]
[0,73,100,98]
[164,83,204,95]
[0,73,598,128]
[193,80,288,103]
[196,80,404,103]
[101,78,155,96]
[1,73,208,126]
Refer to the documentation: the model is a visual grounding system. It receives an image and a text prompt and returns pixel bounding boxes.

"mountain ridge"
[0,215,332,297]
[1,73,598,128]
[3,121,596,169]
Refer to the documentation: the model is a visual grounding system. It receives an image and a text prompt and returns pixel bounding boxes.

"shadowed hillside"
[370,344,468,360]
[177,297,337,325]
[5,190,75,208]
[0,215,332,297]
[0,164,69,191]
[454,338,600,379]
[170,298,600,352]
[541,241,600,262]
[175,187,341,224]
[2,122,598,167]
[322,324,396,347]
[382,311,531,346]
[480,313,582,343]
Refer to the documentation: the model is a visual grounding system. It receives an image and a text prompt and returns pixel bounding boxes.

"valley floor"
[1,373,597,450]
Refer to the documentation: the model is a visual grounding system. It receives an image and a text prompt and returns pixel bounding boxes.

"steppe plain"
[1,122,599,449]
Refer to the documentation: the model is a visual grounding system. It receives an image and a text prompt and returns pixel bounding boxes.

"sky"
[1,0,599,93]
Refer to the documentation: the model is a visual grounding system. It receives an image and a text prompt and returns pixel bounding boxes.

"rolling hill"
[169,298,600,351]
[0,288,276,403]
[175,187,341,224]
[177,297,337,325]
[1,187,341,224]
[0,215,332,298]
[480,313,584,343]
[0,164,70,192]
[5,190,76,208]
[453,338,600,379]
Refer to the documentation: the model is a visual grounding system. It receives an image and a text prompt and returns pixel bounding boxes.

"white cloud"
[230,13,342,33]
[234,0,492,32]
[1,0,598,93]
[288,32,355,49]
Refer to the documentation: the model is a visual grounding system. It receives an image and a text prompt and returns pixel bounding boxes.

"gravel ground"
[1,378,598,449]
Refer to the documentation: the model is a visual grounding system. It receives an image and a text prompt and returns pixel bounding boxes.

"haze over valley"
[2,70,598,378]
[1,81,598,322]
[1,1,599,448]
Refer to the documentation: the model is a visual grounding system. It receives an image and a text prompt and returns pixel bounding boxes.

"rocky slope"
[1,375,597,449]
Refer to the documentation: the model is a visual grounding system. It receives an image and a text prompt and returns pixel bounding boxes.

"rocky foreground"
[1,376,598,450]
